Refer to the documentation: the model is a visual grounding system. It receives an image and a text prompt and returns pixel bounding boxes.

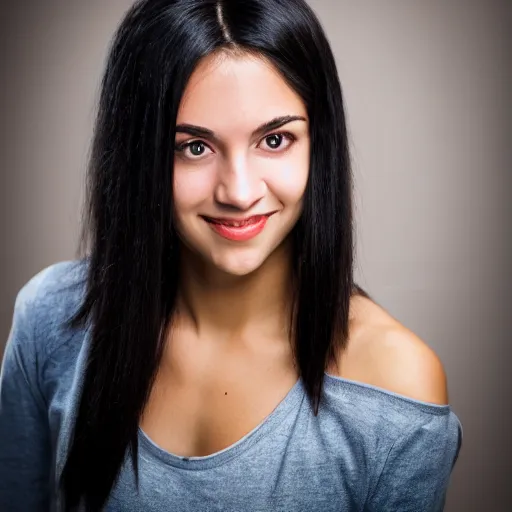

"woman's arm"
[365,412,463,512]
[0,286,52,511]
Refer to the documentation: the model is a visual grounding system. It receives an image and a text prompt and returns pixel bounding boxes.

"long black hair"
[60,0,372,509]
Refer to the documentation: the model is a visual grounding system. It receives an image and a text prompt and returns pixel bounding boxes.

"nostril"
[214,172,266,211]
[213,191,264,214]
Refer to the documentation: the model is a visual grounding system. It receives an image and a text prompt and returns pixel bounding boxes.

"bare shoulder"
[333,296,449,405]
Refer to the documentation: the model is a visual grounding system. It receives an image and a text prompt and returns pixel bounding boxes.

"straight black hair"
[60,0,373,509]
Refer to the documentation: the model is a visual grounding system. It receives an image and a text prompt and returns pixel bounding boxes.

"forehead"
[176,52,307,133]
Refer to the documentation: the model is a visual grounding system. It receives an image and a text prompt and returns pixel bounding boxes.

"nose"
[214,153,266,211]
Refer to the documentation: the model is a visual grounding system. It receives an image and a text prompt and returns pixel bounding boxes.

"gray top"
[0,261,462,511]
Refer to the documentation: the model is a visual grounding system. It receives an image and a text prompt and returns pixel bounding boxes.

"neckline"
[323,372,452,412]
[139,376,305,470]
[139,371,452,470]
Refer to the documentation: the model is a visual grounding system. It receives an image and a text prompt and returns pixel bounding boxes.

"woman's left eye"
[259,132,296,152]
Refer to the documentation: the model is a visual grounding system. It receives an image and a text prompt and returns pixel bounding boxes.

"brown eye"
[175,140,213,160]
[266,134,283,149]
[188,141,206,156]
[259,132,295,152]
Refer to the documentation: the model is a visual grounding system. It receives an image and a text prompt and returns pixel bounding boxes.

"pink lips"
[202,213,275,241]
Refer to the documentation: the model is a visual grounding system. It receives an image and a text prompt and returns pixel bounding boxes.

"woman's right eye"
[175,140,213,160]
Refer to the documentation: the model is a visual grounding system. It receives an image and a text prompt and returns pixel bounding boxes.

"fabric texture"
[0,260,463,511]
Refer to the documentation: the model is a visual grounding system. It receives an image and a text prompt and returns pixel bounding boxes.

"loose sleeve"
[366,411,463,512]
[0,285,52,511]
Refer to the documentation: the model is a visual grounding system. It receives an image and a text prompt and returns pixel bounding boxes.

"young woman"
[0,0,462,510]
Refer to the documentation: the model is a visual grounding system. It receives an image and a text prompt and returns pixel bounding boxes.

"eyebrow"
[174,115,307,143]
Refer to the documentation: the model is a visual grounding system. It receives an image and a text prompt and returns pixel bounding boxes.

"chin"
[210,250,268,277]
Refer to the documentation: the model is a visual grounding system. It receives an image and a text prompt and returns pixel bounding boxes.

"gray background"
[1,1,511,510]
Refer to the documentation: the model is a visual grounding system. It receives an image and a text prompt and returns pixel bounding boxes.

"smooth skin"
[140,51,448,458]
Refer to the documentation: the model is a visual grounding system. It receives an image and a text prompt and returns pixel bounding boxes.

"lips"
[202,215,267,227]
[201,212,276,241]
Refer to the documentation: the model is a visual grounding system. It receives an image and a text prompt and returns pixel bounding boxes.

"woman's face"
[173,52,310,276]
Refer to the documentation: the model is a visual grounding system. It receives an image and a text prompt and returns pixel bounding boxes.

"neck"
[175,240,294,344]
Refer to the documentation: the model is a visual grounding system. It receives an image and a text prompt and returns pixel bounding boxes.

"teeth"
[221,221,245,227]
[206,216,262,227]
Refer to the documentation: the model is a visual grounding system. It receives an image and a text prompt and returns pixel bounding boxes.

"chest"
[139,333,298,458]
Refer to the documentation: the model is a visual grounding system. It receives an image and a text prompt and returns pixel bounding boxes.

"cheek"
[173,167,213,214]
[265,152,309,206]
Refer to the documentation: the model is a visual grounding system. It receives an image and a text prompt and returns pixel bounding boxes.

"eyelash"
[174,131,297,159]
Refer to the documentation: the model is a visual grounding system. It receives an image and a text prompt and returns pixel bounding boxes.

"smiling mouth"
[200,212,277,241]
[201,212,277,227]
